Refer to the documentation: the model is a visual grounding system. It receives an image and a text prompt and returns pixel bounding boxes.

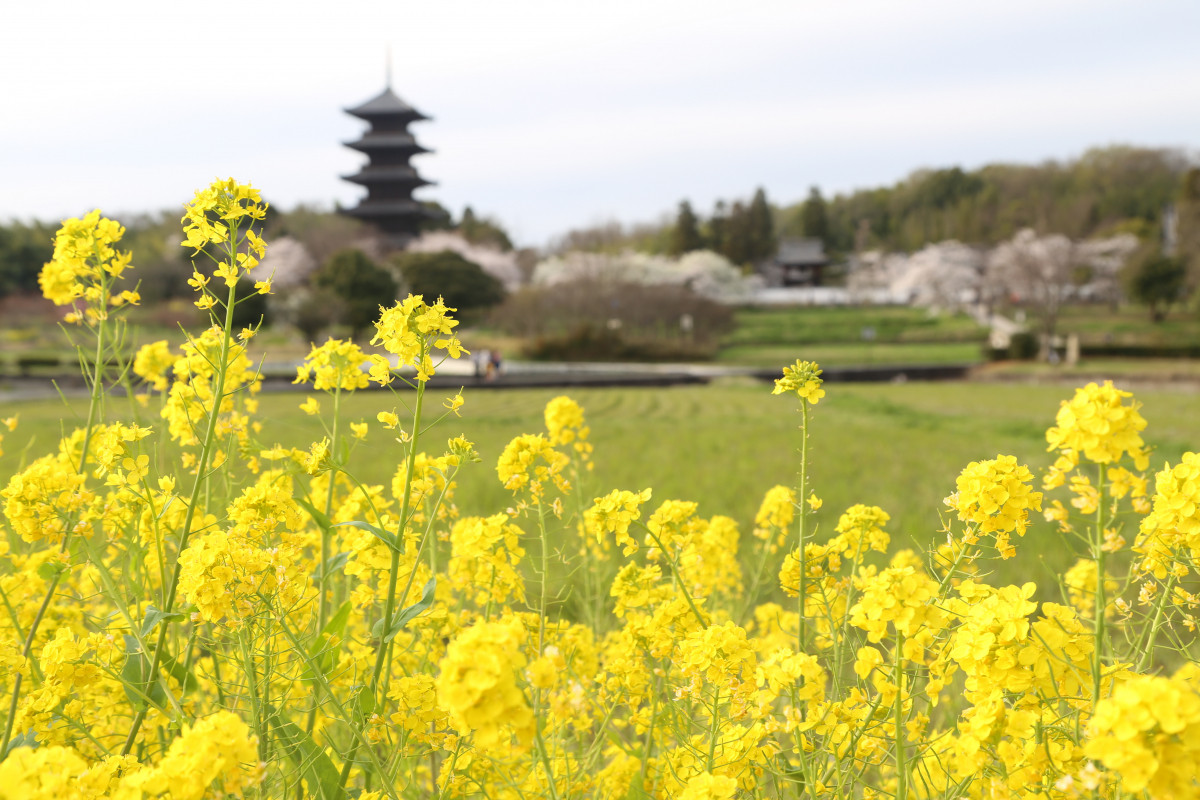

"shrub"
[393,249,506,314]
[315,248,398,339]
[491,278,734,360]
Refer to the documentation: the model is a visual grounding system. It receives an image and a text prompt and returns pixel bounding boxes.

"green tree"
[457,206,514,251]
[747,187,776,261]
[1128,251,1188,322]
[707,200,729,258]
[314,249,399,339]
[721,201,754,266]
[801,186,829,245]
[668,200,704,256]
[0,221,54,297]
[393,250,505,314]
[421,201,454,231]
[1178,168,1200,296]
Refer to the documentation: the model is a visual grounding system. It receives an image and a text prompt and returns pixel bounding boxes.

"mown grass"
[723,306,987,346]
[3,379,1197,589]
[715,341,983,366]
[1057,305,1200,345]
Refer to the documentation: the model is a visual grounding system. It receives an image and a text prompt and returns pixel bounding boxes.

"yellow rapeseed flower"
[946,455,1042,557]
[1134,451,1200,579]
[38,210,135,321]
[1046,381,1149,468]
[294,338,372,392]
[436,617,534,751]
[1085,670,1200,796]
[772,359,824,404]
[371,294,467,382]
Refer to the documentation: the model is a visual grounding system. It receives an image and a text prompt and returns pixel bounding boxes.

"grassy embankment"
[717,305,987,366]
[719,303,1200,369]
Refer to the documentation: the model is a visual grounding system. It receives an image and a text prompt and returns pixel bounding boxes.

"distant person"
[487,349,503,382]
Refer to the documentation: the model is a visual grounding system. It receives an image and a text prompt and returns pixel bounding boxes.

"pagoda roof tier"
[343,133,431,154]
[345,88,430,122]
[342,200,433,218]
[341,166,435,187]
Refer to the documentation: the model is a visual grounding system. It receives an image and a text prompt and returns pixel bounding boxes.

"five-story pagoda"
[340,84,435,247]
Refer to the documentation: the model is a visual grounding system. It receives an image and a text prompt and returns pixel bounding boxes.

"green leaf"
[370,577,436,643]
[334,520,400,553]
[140,605,187,637]
[160,651,200,695]
[320,552,350,584]
[156,494,177,521]
[352,684,376,717]
[4,729,38,755]
[119,635,166,711]
[302,601,353,688]
[295,496,333,533]
[266,703,347,800]
[36,560,67,582]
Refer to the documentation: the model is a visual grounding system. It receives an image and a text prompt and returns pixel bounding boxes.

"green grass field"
[723,305,987,347]
[3,379,1196,589]
[717,306,987,366]
[1056,305,1200,346]
[715,341,983,366]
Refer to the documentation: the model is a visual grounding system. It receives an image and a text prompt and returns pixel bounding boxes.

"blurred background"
[3,0,1200,564]
[1,0,1198,367]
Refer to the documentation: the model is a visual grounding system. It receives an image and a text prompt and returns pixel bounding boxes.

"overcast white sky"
[2,0,1198,247]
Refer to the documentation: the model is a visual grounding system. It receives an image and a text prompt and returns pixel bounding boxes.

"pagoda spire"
[339,82,436,248]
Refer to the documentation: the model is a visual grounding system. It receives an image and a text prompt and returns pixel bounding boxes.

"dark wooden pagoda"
[340,86,435,247]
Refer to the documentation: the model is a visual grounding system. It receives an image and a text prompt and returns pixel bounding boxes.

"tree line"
[781,145,1192,254]
[555,145,1196,268]
[0,202,511,303]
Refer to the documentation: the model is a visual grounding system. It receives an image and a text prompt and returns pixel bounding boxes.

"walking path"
[0,360,974,403]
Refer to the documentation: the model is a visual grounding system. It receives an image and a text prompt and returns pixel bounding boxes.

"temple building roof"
[344,87,430,122]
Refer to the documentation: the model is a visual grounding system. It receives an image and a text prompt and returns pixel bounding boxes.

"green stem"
[637,671,663,797]
[319,385,342,632]
[237,631,268,763]
[1135,572,1177,673]
[306,386,342,739]
[894,633,907,800]
[0,273,111,762]
[340,369,428,789]
[537,499,550,653]
[642,527,709,627]
[1092,465,1107,707]
[370,378,425,698]
[121,232,242,755]
[798,401,810,652]
[706,687,721,770]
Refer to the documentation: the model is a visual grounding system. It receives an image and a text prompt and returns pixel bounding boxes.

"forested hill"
[549,145,1196,261]
[784,145,1192,254]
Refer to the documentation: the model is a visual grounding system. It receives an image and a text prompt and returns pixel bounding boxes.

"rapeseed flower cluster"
[38,209,139,321]
[371,294,466,382]
[947,454,1043,557]
[436,618,535,750]
[1135,451,1200,579]
[132,340,177,392]
[294,337,380,392]
[6,179,1200,800]
[771,359,824,404]
[1086,671,1200,797]
[1046,380,1150,469]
